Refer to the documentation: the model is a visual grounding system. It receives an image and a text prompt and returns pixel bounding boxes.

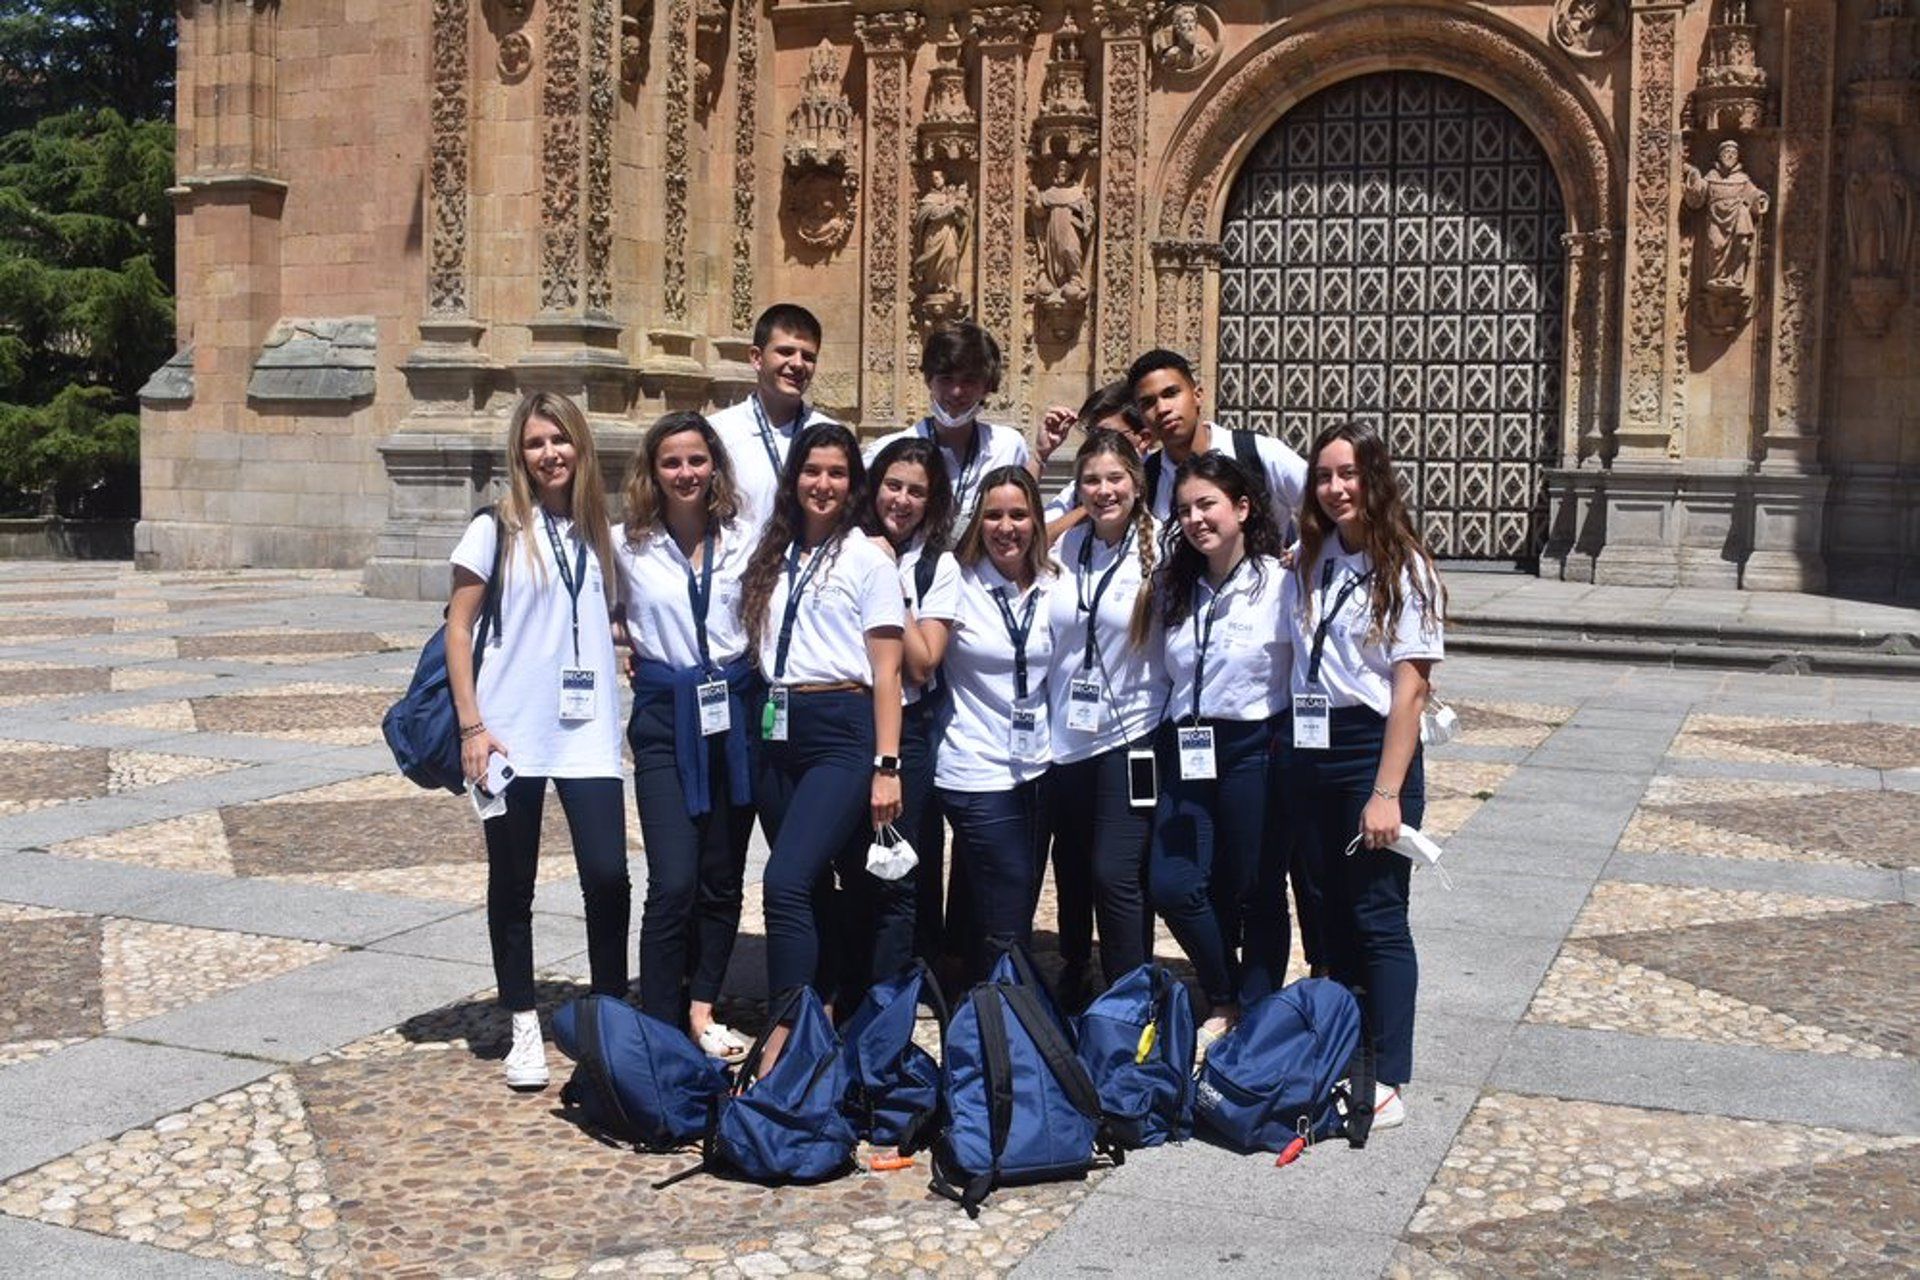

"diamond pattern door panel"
[1216,73,1566,560]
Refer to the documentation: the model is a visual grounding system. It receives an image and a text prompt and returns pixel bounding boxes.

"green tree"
[0,1,176,136]
[0,108,173,515]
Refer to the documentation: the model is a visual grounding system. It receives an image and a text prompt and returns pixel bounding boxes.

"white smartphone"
[483,752,515,797]
[1126,749,1158,809]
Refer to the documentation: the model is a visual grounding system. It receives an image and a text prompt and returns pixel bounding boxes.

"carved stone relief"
[1092,0,1153,383]
[694,0,728,114]
[1683,139,1769,335]
[662,0,691,322]
[972,4,1040,402]
[783,40,858,252]
[1150,3,1218,77]
[540,0,584,313]
[427,0,471,318]
[855,11,926,425]
[585,0,615,316]
[1028,14,1099,342]
[729,0,757,333]
[1689,0,1768,133]
[620,0,648,88]
[914,32,980,327]
[1845,128,1915,335]
[499,31,533,80]
[1622,8,1677,443]
[1765,0,1836,463]
[1549,0,1626,60]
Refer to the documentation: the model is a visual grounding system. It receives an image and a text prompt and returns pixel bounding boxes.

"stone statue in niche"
[782,39,859,251]
[1150,3,1218,75]
[620,0,649,88]
[1683,139,1770,334]
[913,169,973,322]
[1846,129,1916,336]
[1028,157,1094,339]
[1549,0,1626,59]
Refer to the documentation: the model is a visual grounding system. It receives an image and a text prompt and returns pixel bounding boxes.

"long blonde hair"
[501,391,619,607]
[1294,420,1444,644]
[1072,430,1158,650]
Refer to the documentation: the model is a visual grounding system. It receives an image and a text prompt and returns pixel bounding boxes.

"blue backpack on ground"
[840,959,948,1148]
[1075,963,1196,1148]
[1193,978,1367,1154]
[660,985,858,1187]
[553,994,729,1152]
[382,507,504,794]
[930,949,1124,1218]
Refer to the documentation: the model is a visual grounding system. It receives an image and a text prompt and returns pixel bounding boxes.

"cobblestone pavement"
[0,563,1916,1278]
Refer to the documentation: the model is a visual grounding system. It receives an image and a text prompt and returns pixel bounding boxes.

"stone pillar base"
[1592,466,1683,587]
[1676,471,1747,590]
[1541,466,1605,583]
[1743,469,1831,593]
[362,430,500,601]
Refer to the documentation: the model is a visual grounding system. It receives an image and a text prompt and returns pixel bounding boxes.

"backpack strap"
[651,1102,719,1190]
[1003,984,1127,1168]
[1342,1036,1377,1150]
[471,506,506,670]
[912,551,939,607]
[895,961,951,1157]
[1144,452,1164,513]
[1230,429,1271,507]
[930,986,1016,1219]
[734,984,808,1095]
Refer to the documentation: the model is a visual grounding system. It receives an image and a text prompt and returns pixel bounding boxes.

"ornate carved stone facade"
[142,0,1920,600]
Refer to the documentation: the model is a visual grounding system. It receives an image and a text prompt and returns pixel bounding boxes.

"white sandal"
[697,1022,750,1062]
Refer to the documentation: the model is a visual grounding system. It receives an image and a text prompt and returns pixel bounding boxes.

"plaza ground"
[0,562,1915,1277]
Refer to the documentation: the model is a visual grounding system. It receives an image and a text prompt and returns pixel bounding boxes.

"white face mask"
[930,398,981,431]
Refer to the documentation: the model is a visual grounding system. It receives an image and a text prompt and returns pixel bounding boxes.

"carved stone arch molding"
[1148,1,1624,464]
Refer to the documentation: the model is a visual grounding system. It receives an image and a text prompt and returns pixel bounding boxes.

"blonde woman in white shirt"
[1043,429,1162,1008]
[446,391,628,1091]
[936,466,1058,979]
[612,411,757,1062]
[1280,420,1445,1132]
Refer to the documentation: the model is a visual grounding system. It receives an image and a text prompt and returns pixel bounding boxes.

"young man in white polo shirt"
[708,304,840,536]
[1128,348,1308,531]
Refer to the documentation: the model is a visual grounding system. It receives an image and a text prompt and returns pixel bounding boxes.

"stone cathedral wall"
[140,0,1920,600]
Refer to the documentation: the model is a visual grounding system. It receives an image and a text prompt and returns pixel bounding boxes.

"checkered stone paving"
[81,682,398,745]
[0,903,338,1068]
[1671,713,1920,771]
[175,630,404,664]
[0,739,244,815]
[0,984,1103,1279]
[1527,882,1911,1058]
[1391,1094,1920,1278]
[1446,701,1574,750]
[1620,775,1920,870]
[1421,758,1515,840]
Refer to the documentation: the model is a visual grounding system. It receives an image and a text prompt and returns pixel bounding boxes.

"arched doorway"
[1214,71,1567,562]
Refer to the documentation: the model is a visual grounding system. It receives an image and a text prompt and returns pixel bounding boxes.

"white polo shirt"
[898,541,962,708]
[756,534,905,687]
[935,559,1057,791]
[450,511,623,778]
[863,418,1032,522]
[1161,553,1291,725]
[708,394,840,538]
[611,520,752,670]
[1147,424,1308,530]
[1046,523,1167,763]
[1283,543,1445,717]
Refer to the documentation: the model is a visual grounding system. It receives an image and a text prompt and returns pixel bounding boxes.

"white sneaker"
[505,1012,550,1090]
[1372,1083,1405,1131]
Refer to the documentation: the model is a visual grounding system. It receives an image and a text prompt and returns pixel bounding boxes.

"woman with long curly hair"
[859,436,960,968]
[1149,451,1292,1054]
[740,422,905,1049]
[611,411,757,1062]
[446,391,628,1091]
[1280,420,1445,1132]
[1041,429,1162,1008]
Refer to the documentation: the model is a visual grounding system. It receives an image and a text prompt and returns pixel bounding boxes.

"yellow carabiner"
[1135,1020,1158,1064]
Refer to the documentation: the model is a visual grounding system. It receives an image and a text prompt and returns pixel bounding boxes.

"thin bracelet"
[459,722,487,741]
[1372,785,1398,799]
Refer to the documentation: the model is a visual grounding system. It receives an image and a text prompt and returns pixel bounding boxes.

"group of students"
[445,305,1445,1132]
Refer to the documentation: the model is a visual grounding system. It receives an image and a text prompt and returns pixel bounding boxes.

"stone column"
[855,11,925,427]
[522,0,633,409]
[1091,0,1153,386]
[1595,0,1687,586]
[1747,0,1836,590]
[1543,228,1619,582]
[970,5,1040,415]
[709,0,764,404]
[1149,239,1220,375]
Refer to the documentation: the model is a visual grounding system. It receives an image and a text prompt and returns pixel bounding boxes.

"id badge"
[558,666,598,721]
[1292,692,1331,750]
[1010,706,1042,759]
[696,679,731,736]
[763,686,790,742]
[1177,725,1217,780]
[1066,677,1103,733]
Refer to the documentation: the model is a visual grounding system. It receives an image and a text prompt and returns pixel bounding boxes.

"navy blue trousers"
[629,697,753,1028]
[1285,706,1424,1085]
[1045,736,1154,983]
[940,779,1048,980]
[900,697,949,963]
[484,775,630,1011]
[1148,717,1288,1009]
[757,689,911,1003]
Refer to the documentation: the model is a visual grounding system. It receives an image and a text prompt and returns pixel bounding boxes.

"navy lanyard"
[682,529,717,675]
[1188,556,1247,723]
[1308,557,1373,685]
[772,537,835,679]
[541,511,589,663]
[751,394,805,477]
[993,581,1041,700]
[923,417,985,515]
[1075,527,1131,673]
